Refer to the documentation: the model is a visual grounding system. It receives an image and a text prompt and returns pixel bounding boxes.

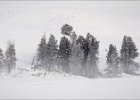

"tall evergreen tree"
[58,36,71,73]
[69,43,84,75]
[120,36,139,74]
[105,44,120,77]
[36,35,47,69]
[46,34,58,71]
[86,34,100,78]
[76,35,86,64]
[5,41,16,73]
[0,48,4,73]
[84,33,90,61]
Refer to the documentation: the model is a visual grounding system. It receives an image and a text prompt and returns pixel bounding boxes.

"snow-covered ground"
[0,1,140,99]
[0,72,140,99]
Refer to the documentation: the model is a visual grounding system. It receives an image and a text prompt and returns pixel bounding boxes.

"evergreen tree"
[69,43,84,75]
[5,41,16,73]
[46,34,58,71]
[105,44,120,77]
[36,35,47,69]
[0,48,4,73]
[86,34,100,78]
[120,36,139,74]
[84,33,90,61]
[58,36,71,73]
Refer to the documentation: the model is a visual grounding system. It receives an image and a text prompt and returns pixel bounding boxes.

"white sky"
[0,1,140,69]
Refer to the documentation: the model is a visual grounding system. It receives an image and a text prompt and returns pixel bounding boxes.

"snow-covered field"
[0,72,140,99]
[0,1,140,99]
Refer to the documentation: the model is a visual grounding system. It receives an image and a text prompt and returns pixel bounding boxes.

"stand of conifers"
[0,24,139,78]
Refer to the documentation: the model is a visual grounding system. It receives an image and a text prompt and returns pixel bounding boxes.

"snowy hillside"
[0,73,140,99]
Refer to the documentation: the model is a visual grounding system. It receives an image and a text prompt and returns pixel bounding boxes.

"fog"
[0,1,140,69]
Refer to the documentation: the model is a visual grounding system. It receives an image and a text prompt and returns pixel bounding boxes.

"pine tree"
[0,48,4,73]
[84,33,90,62]
[105,44,120,77]
[120,36,139,74]
[76,35,86,69]
[36,35,47,69]
[69,43,84,75]
[46,34,58,71]
[58,36,71,73]
[86,34,100,78]
[5,41,16,73]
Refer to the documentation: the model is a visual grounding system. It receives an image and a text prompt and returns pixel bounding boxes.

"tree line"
[0,24,139,78]
[32,24,140,78]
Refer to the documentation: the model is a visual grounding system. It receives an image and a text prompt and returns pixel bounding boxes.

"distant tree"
[61,24,73,36]
[46,34,58,71]
[0,48,4,73]
[5,41,16,73]
[120,36,139,74]
[105,44,120,77]
[36,35,47,69]
[58,36,71,73]
[86,34,100,78]
[69,43,84,75]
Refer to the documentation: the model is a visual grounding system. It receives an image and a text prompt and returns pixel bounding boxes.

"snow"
[0,1,140,69]
[0,1,140,99]
[0,72,140,99]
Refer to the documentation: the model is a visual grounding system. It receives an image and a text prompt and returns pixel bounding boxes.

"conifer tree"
[76,35,86,71]
[0,48,4,73]
[120,36,139,74]
[69,43,84,75]
[86,34,100,78]
[84,33,90,61]
[36,35,47,69]
[58,36,71,73]
[46,34,58,71]
[5,41,16,73]
[105,44,120,77]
